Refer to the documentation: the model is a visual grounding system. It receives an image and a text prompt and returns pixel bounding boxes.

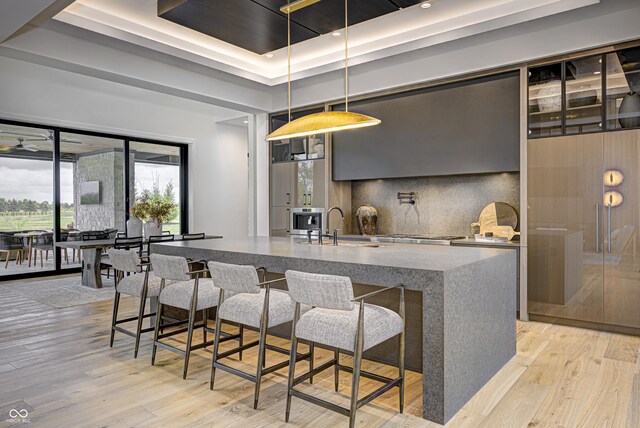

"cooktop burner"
[390,234,467,240]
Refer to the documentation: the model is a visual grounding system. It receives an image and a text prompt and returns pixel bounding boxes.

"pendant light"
[266,0,381,141]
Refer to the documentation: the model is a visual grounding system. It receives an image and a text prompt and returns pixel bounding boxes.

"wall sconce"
[604,190,623,207]
[604,169,624,187]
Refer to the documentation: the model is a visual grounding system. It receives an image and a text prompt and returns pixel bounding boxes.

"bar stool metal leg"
[183,278,200,380]
[151,280,166,366]
[238,324,244,360]
[210,290,224,390]
[285,302,301,423]
[348,301,365,428]
[134,283,148,359]
[110,291,121,348]
[202,309,208,346]
[309,341,315,384]
[334,348,340,392]
[254,286,270,409]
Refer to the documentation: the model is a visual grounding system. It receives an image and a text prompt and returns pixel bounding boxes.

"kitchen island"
[153,236,516,424]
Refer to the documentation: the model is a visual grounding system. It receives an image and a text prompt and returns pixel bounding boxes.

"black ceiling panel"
[390,0,424,8]
[158,0,318,54]
[158,0,424,54]
[253,0,398,35]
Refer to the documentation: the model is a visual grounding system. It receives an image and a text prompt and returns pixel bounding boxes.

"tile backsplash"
[350,173,520,236]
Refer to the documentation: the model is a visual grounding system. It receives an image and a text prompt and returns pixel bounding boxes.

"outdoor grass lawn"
[0,208,73,231]
[0,209,181,234]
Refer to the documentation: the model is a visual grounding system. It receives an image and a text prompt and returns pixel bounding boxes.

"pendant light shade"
[266,111,380,141]
[267,0,381,141]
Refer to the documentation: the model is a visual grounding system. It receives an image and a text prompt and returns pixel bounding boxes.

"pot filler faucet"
[306,206,344,246]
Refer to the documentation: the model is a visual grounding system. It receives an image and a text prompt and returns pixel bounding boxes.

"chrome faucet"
[327,206,345,246]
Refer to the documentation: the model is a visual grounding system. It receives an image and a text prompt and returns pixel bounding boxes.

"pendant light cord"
[344,0,349,112]
[287,6,292,122]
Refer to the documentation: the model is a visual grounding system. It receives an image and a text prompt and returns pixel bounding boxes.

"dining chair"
[0,234,25,269]
[147,234,175,256]
[102,236,144,284]
[33,232,54,268]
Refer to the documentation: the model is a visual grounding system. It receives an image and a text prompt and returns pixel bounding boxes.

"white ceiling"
[52,0,598,86]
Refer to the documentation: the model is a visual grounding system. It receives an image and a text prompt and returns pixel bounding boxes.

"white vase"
[126,217,143,238]
[143,221,163,239]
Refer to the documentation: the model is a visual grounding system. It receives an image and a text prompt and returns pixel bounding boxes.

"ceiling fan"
[0,129,82,152]
[0,137,40,153]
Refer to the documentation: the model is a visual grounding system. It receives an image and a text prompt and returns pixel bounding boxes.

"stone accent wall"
[73,151,133,231]
[351,173,520,236]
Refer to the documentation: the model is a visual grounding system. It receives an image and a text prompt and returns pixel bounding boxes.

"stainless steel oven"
[291,208,324,236]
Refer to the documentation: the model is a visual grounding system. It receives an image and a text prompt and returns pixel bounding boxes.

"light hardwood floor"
[0,282,638,427]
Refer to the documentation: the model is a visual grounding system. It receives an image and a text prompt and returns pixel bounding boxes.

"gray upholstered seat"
[159,278,220,310]
[150,253,227,379]
[207,261,313,410]
[283,270,406,427]
[286,270,402,351]
[116,273,163,298]
[218,289,297,329]
[107,248,161,358]
[295,304,403,352]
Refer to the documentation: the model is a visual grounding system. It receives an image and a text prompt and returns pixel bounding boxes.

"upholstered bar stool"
[108,248,161,358]
[284,270,405,428]
[207,261,313,410]
[150,254,240,380]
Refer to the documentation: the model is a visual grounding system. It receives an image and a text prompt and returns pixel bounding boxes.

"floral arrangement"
[130,180,178,225]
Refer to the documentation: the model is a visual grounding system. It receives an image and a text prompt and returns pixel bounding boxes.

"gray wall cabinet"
[332,72,520,181]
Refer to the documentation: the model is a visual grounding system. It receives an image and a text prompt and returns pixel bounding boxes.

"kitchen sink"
[296,241,383,248]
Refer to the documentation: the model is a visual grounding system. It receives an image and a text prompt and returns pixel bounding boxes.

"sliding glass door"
[59,133,126,270]
[0,123,55,276]
[0,119,188,281]
[130,141,183,234]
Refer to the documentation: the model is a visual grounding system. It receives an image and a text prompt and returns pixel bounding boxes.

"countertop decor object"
[471,202,519,240]
[266,0,380,141]
[618,92,640,128]
[126,216,143,238]
[356,204,378,235]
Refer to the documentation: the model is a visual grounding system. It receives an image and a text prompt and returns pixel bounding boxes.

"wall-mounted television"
[80,181,100,205]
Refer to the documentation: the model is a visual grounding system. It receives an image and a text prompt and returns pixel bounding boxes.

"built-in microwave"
[291,208,324,236]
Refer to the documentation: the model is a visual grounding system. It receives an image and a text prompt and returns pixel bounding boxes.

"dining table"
[55,235,223,288]
[14,231,44,268]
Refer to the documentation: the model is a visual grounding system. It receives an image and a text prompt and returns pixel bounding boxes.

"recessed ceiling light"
[331,31,341,37]
[243,120,249,124]
[421,1,431,8]
[265,53,274,58]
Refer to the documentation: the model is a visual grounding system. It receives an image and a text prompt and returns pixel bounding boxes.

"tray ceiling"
[157,0,422,55]
[54,0,600,85]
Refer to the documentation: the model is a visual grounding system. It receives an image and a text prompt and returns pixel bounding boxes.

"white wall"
[192,122,249,238]
[0,54,250,237]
